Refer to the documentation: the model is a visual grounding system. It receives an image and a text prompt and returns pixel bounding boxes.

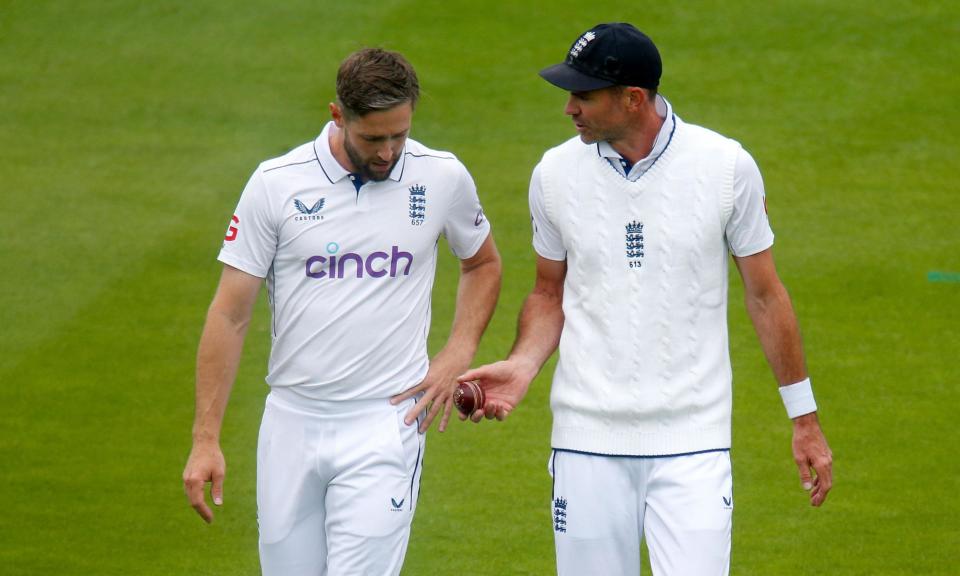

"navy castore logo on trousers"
[305,245,413,279]
[390,497,405,511]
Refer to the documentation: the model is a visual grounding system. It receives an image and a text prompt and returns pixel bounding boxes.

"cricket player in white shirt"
[460,23,832,575]
[183,48,501,575]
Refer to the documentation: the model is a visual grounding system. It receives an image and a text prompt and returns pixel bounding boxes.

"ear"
[624,87,649,112]
[329,102,345,127]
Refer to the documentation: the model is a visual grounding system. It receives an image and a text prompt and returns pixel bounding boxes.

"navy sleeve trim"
[403,151,457,160]
[399,150,456,181]
[263,158,320,173]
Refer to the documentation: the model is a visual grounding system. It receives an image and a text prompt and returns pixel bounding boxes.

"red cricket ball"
[453,380,485,416]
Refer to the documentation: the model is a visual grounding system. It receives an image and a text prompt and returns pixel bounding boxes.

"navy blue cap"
[540,23,662,91]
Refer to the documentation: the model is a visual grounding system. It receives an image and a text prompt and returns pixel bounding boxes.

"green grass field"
[2,1,958,574]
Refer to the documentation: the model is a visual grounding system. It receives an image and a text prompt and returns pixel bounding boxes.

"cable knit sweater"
[537,117,743,456]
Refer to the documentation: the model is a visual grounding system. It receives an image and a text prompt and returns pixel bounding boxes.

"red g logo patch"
[225,215,239,241]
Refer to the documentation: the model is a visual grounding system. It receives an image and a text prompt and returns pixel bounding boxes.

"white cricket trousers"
[257,389,425,576]
[550,449,732,576]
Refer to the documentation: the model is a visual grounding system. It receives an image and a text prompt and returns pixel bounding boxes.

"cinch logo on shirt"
[305,244,414,279]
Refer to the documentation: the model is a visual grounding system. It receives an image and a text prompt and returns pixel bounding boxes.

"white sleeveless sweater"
[539,117,741,456]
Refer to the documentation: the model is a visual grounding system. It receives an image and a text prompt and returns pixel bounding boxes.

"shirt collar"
[313,121,407,185]
[598,95,674,181]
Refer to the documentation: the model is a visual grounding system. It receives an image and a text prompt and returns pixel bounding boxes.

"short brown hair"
[336,48,420,118]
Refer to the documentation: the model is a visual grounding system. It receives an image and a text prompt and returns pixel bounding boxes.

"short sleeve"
[217,167,278,277]
[726,149,775,257]
[529,163,566,261]
[442,162,491,260]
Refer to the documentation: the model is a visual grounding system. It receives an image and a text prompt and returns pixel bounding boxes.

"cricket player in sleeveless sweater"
[183,48,501,575]
[460,23,833,575]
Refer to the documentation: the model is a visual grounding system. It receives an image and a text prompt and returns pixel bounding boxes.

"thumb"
[457,368,483,383]
[212,470,225,506]
[797,462,813,492]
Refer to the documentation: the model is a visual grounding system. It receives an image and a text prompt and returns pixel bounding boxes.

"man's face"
[339,102,413,182]
[563,86,630,144]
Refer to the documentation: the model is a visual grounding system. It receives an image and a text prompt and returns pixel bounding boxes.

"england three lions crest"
[626,220,644,269]
[408,184,426,225]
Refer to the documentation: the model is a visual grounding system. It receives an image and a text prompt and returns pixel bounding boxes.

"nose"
[377,143,394,162]
[564,94,579,116]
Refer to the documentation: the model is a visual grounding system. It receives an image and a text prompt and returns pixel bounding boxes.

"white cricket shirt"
[219,122,490,401]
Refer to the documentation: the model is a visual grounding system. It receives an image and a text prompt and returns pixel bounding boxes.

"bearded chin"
[344,138,396,183]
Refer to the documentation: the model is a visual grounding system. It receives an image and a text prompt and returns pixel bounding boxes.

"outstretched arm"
[393,234,502,432]
[458,255,567,422]
[734,248,833,507]
[182,265,262,522]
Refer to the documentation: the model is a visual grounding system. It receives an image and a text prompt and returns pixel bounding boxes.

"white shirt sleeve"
[217,167,278,278]
[442,162,491,260]
[726,148,775,257]
[529,162,566,261]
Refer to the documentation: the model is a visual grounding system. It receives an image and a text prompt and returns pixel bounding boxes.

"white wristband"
[779,378,817,419]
